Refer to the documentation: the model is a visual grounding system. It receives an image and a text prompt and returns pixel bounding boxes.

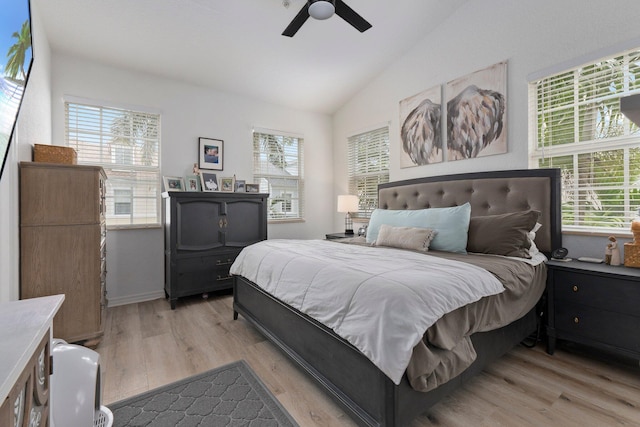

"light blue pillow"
[366,203,471,253]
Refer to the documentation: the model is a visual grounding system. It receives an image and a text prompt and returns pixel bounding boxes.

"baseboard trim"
[107,290,165,307]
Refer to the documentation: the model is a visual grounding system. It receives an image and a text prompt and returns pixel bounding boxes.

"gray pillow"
[467,210,540,258]
[374,224,436,252]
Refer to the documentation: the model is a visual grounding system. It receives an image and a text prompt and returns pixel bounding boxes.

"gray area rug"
[109,360,298,426]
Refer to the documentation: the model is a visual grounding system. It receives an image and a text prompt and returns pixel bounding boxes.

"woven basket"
[624,242,640,268]
[33,144,77,164]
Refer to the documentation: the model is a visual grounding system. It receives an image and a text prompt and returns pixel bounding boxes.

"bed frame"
[233,169,561,426]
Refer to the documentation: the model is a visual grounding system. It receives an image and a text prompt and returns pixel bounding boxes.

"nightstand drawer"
[555,304,640,353]
[553,270,639,315]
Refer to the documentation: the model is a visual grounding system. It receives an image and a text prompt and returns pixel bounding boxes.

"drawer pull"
[216,258,233,266]
[217,274,233,281]
[574,316,579,324]
[572,285,578,292]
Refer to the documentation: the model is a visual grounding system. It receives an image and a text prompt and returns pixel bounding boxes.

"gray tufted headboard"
[378,169,562,255]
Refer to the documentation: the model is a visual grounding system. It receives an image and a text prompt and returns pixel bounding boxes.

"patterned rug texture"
[109,360,298,426]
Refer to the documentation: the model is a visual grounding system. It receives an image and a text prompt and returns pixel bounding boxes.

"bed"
[231,168,561,426]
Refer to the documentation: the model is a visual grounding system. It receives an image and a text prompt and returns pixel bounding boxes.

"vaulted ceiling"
[35,0,469,114]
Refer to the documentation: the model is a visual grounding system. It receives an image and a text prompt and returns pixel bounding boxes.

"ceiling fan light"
[309,1,335,20]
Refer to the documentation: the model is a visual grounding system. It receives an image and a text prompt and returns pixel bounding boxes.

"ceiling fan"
[282,0,372,37]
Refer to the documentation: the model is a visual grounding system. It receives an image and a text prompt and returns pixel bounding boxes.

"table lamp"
[337,195,359,234]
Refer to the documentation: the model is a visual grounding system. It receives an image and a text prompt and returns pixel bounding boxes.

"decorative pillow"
[374,224,436,251]
[526,222,543,258]
[467,210,540,258]
[366,203,471,253]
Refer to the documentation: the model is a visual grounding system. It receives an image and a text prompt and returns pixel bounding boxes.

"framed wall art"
[199,137,224,171]
[399,85,443,168]
[446,61,507,161]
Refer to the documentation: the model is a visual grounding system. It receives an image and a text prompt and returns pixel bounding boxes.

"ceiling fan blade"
[282,3,311,37]
[334,0,372,32]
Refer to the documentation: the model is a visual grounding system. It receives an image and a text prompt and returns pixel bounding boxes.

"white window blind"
[65,101,161,228]
[348,126,390,216]
[530,48,640,233]
[252,129,304,221]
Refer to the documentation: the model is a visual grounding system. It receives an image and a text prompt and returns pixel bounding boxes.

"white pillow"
[527,222,542,257]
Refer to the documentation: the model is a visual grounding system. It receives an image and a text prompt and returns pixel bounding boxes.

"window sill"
[107,223,162,231]
[563,229,632,238]
[268,219,305,224]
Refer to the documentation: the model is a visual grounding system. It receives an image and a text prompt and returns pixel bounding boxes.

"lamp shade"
[337,195,359,213]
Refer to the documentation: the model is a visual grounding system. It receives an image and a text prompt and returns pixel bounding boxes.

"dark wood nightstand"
[325,232,355,240]
[546,259,640,359]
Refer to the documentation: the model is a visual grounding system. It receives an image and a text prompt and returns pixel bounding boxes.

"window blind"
[252,129,304,221]
[65,101,161,228]
[530,48,640,233]
[348,126,390,216]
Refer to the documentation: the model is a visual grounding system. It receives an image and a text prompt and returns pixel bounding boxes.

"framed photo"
[245,183,260,193]
[220,176,235,192]
[200,172,218,192]
[235,180,246,192]
[199,137,224,171]
[185,175,201,191]
[163,176,185,192]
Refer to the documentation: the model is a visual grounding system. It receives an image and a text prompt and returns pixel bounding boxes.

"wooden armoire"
[20,162,107,346]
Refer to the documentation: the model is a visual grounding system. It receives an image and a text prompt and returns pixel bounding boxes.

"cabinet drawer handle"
[217,274,233,281]
[572,285,578,292]
[216,258,233,266]
[574,316,579,324]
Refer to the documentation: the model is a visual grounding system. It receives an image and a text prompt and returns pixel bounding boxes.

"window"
[348,126,390,216]
[65,100,161,228]
[529,48,640,233]
[114,189,132,215]
[252,129,304,221]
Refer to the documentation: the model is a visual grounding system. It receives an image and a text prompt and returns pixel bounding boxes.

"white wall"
[332,0,640,259]
[50,54,333,305]
[0,2,52,302]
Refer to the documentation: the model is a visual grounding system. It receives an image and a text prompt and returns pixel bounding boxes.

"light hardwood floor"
[95,293,640,426]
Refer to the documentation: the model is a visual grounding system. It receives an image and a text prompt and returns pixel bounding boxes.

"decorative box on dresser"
[546,259,640,359]
[0,295,64,427]
[163,191,268,309]
[20,162,107,346]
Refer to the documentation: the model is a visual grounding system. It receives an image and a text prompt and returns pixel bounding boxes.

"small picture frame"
[235,180,246,192]
[199,137,224,171]
[220,176,235,192]
[163,176,185,192]
[200,172,218,192]
[185,175,201,191]
[245,183,260,193]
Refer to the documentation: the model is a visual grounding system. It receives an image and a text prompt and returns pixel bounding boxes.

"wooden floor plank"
[95,295,640,426]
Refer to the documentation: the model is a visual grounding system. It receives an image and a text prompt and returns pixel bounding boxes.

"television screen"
[0,0,33,178]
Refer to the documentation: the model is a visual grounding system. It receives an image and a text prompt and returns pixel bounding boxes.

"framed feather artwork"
[399,85,443,168]
[446,61,507,161]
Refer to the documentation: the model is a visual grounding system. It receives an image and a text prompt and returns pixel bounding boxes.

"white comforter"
[230,239,505,385]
